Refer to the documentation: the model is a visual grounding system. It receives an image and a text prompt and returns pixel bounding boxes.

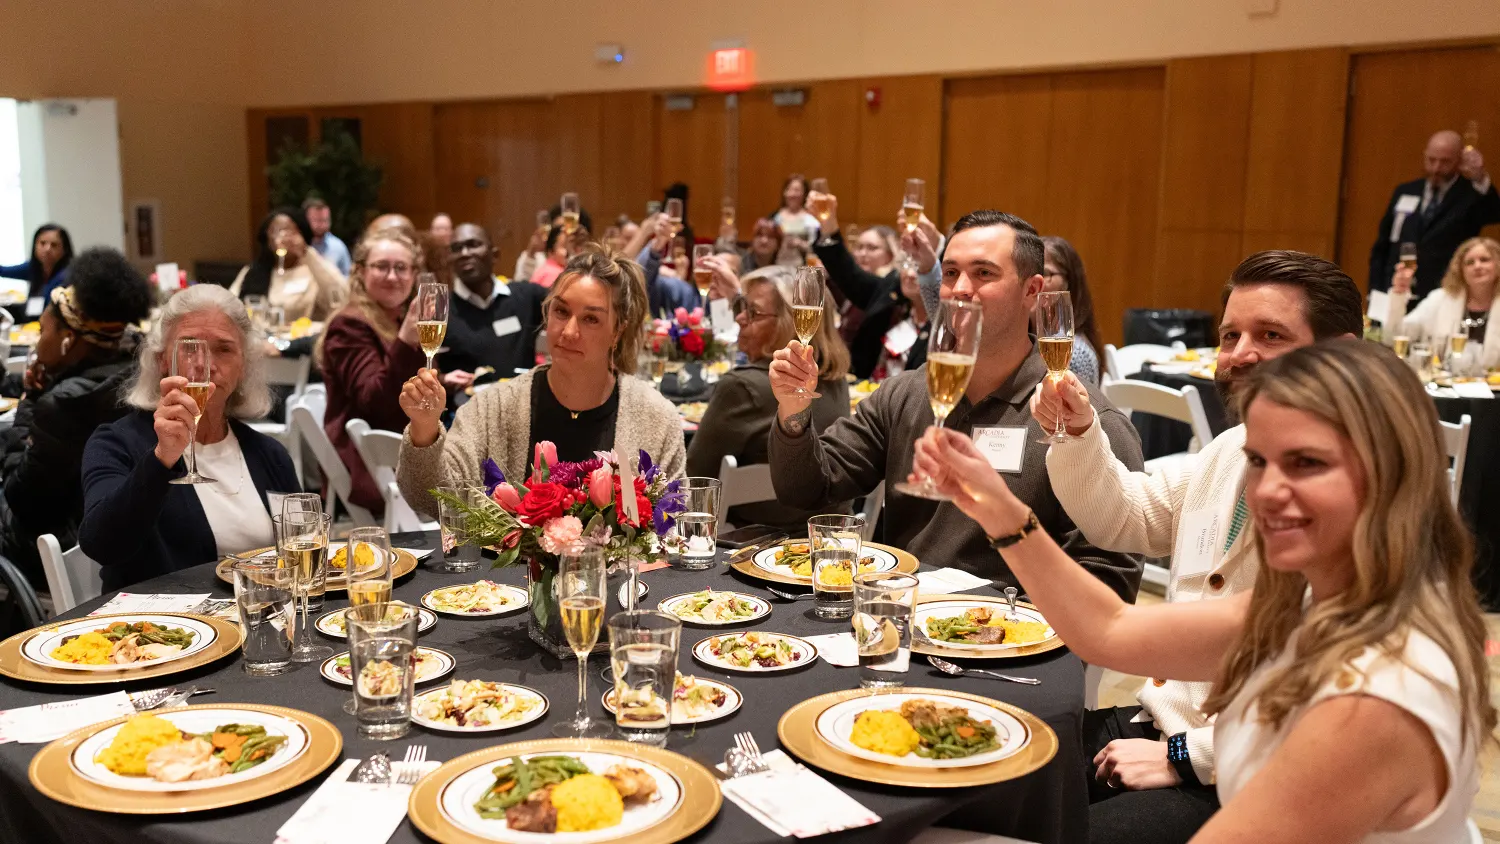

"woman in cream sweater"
[1378,236,1500,368]
[396,248,685,518]
[230,207,347,323]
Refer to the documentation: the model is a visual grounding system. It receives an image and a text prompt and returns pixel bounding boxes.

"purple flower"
[549,458,603,490]
[482,458,506,494]
[652,505,676,537]
[638,450,661,484]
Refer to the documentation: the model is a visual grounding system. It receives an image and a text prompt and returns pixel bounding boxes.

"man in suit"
[1369,130,1500,301]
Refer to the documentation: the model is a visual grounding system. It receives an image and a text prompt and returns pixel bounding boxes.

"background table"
[0,534,1089,844]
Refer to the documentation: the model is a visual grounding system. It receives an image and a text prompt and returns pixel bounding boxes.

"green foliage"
[266,125,383,245]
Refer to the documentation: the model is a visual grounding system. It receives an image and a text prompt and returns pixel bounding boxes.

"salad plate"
[421,581,529,617]
[690,631,817,674]
[657,591,770,626]
[318,647,455,687]
[602,674,742,725]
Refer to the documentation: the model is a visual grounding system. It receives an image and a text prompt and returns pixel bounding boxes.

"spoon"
[926,654,1040,685]
[766,587,814,601]
[1004,586,1019,621]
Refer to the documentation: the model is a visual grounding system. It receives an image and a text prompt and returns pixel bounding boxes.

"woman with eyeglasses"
[1042,236,1103,386]
[315,228,429,518]
[686,265,852,531]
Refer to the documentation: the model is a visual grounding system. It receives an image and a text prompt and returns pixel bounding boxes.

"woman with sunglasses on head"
[686,265,852,531]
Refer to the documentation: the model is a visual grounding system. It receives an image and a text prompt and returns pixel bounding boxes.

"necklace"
[570,410,580,420]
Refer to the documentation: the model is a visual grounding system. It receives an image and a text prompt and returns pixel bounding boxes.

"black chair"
[0,554,45,637]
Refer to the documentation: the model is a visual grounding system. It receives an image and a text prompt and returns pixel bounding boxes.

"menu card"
[718,749,879,837]
[275,757,442,844]
[916,568,992,593]
[88,593,212,615]
[0,692,135,744]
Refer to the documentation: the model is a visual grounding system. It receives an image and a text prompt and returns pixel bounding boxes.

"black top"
[439,278,546,379]
[1369,177,1500,299]
[812,232,925,379]
[528,368,619,464]
[1467,308,1490,344]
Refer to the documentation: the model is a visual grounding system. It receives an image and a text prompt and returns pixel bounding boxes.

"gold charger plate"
[729,541,918,587]
[777,687,1057,788]
[408,738,721,844]
[0,612,244,686]
[214,546,421,591]
[27,703,342,813]
[912,594,1065,660]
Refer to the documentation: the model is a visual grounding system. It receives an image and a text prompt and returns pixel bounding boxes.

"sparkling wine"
[182,382,212,421]
[668,217,683,238]
[348,579,391,608]
[1451,334,1469,356]
[926,351,976,419]
[693,268,713,296]
[418,321,447,357]
[808,195,832,221]
[902,203,923,231]
[793,305,823,343]
[560,595,605,655]
[1392,335,1412,359]
[561,211,579,233]
[1039,336,1075,373]
[280,540,327,586]
[650,357,666,382]
[722,210,735,228]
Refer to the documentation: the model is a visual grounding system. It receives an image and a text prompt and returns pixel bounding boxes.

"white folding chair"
[346,418,436,534]
[4,355,27,375]
[37,533,102,615]
[1106,343,1176,380]
[248,355,313,481]
[287,390,376,527]
[1104,380,1214,466]
[716,455,777,532]
[1440,414,1472,507]
[856,482,884,543]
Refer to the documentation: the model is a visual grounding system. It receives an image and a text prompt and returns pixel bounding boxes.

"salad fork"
[766,587,814,602]
[397,744,428,786]
[733,732,771,773]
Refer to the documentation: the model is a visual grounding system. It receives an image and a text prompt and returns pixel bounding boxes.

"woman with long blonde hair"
[912,339,1492,842]
[1379,236,1500,369]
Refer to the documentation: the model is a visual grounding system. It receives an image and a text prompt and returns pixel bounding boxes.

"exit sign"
[706,47,753,92]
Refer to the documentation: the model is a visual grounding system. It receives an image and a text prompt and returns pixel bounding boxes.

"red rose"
[517,482,570,526]
[680,331,705,356]
[613,476,653,528]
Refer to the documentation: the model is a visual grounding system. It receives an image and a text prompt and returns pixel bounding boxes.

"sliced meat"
[970,626,1007,645]
[505,787,557,833]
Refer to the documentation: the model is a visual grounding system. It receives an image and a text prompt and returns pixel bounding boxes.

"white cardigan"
[1379,286,1500,369]
[1046,417,1259,785]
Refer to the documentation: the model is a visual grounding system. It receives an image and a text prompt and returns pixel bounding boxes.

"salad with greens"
[667,590,762,624]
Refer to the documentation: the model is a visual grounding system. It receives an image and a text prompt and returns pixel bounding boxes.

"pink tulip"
[587,465,614,508]
[673,306,690,324]
[491,482,522,512]
[532,441,558,479]
[688,307,704,326]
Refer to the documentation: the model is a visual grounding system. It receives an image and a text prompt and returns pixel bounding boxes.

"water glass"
[852,572,918,689]
[347,602,420,740]
[436,482,483,572]
[232,558,295,677]
[809,514,866,620]
[672,478,721,571]
[608,610,682,747]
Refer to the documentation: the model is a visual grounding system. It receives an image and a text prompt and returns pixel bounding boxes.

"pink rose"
[532,441,558,481]
[673,306,690,324]
[587,465,614,508]
[491,482,521,512]
[539,515,584,556]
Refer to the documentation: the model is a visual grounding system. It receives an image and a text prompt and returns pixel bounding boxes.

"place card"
[275,757,441,844]
[917,567,993,594]
[88,592,212,615]
[720,750,880,838]
[804,632,858,667]
[0,691,135,744]
[1452,381,1494,399]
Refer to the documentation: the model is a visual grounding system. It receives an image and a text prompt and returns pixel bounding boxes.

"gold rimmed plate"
[407,738,721,844]
[0,612,243,686]
[912,595,1064,660]
[28,703,342,813]
[730,541,918,587]
[777,688,1057,788]
[214,544,423,591]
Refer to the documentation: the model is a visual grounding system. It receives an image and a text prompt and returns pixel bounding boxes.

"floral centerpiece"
[651,307,729,363]
[431,443,686,657]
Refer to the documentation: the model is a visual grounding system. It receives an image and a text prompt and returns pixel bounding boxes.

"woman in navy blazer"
[80,285,300,592]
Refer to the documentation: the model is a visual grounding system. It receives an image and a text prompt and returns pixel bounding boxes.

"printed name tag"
[492,316,522,337]
[24,297,43,318]
[280,278,310,296]
[971,426,1027,473]
[1174,507,1219,578]
[1394,194,1421,214]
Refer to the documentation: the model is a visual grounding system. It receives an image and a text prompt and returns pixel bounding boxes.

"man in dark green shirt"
[768,210,1145,600]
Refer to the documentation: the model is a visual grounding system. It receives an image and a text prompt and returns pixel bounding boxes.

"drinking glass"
[853,572,918,689]
[809,514,866,620]
[169,338,216,485]
[1410,342,1433,381]
[347,602,420,740]
[232,558,295,676]
[789,266,827,398]
[648,350,667,389]
[280,495,324,606]
[560,193,581,234]
[692,244,714,302]
[664,198,684,238]
[608,610,682,747]
[893,299,983,499]
[553,548,613,738]
[243,295,268,331]
[346,526,394,609]
[537,209,552,232]
[721,197,736,230]
[274,231,288,275]
[1464,119,1480,151]
[809,178,831,222]
[276,511,333,663]
[1399,241,1418,273]
[672,478,721,570]
[902,179,925,232]
[1391,335,1412,361]
[436,483,483,573]
[415,277,449,410]
[1035,291,1077,444]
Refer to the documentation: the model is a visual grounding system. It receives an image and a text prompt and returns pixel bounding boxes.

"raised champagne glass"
[1035,290,1078,444]
[560,193,581,234]
[692,244,714,302]
[415,276,448,411]
[1464,120,1480,151]
[553,547,612,738]
[790,266,827,398]
[169,337,217,485]
[902,179,925,233]
[809,178,831,222]
[1398,242,1418,273]
[664,198,684,239]
[274,230,288,276]
[892,298,983,500]
[722,197,736,230]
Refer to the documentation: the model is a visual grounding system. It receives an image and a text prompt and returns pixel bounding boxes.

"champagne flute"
[169,338,217,485]
[1035,291,1078,444]
[553,547,612,738]
[809,178,831,222]
[692,244,714,302]
[416,276,448,410]
[342,526,393,713]
[790,266,827,399]
[893,298,983,500]
[277,510,333,662]
[560,193,581,234]
[1398,242,1418,274]
[1464,120,1480,151]
[902,179,925,233]
[721,197,736,229]
[274,230,288,276]
[664,198,684,238]
[536,209,552,234]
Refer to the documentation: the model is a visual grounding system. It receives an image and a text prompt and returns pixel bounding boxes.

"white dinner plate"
[421,582,530,617]
[601,677,743,725]
[439,750,683,843]
[690,632,818,674]
[750,544,898,581]
[814,692,1030,769]
[23,614,218,672]
[914,600,1056,652]
[318,647,455,687]
[657,591,771,626]
[412,682,549,734]
[70,707,310,792]
[314,607,438,639]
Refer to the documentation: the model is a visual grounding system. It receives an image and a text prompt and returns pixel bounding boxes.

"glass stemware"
[892,298,983,500]
[553,548,613,738]
[560,193,581,234]
[789,266,827,399]
[342,526,394,713]
[277,510,333,663]
[1035,291,1077,444]
[664,198,684,239]
[902,179,925,232]
[169,337,217,485]
[416,277,449,410]
[692,244,714,302]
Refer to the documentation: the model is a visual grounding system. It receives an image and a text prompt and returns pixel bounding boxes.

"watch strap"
[989,510,1041,550]
[1167,732,1199,785]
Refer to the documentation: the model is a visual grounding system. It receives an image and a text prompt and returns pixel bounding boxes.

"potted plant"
[266,124,383,246]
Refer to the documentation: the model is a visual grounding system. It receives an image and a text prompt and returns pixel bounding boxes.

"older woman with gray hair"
[80,284,301,591]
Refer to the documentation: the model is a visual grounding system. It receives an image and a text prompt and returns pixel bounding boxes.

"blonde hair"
[314,228,424,367]
[743,265,851,381]
[124,284,272,420]
[547,246,648,375]
[1202,340,1495,748]
[1440,236,1500,297]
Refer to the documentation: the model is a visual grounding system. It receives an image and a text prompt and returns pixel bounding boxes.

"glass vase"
[526,555,611,659]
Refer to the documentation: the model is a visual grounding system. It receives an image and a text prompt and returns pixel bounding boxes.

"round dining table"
[0,532,1090,844]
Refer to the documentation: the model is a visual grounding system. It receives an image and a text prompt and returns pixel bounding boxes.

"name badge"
[24,297,43,318]
[971,426,1027,473]
[1394,194,1421,214]
[280,278,310,297]
[1174,507,1220,578]
[492,316,522,337]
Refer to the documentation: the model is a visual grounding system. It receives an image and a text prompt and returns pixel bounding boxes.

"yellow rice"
[551,774,624,832]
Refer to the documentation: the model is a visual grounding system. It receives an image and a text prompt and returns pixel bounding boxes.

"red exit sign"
[706,48,754,92]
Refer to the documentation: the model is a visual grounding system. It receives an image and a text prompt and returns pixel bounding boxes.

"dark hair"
[1222,251,1363,341]
[546,204,593,234]
[779,174,810,211]
[240,208,316,299]
[950,210,1046,280]
[61,247,153,325]
[1042,236,1103,356]
[301,196,329,211]
[25,223,74,294]
[545,224,566,255]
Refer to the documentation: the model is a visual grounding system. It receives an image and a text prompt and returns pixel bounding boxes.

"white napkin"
[1452,381,1494,399]
[916,568,992,594]
[718,750,880,838]
[275,756,442,844]
[88,592,212,615]
[400,547,436,561]
[0,691,135,744]
[804,632,858,667]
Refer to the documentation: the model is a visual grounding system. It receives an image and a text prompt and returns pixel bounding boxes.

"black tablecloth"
[0,533,1089,844]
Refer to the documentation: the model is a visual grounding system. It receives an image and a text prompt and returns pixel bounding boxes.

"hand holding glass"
[1035,291,1077,444]
[894,299,983,500]
[789,267,826,398]
[169,338,216,485]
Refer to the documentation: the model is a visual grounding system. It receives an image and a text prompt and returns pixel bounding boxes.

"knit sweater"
[1047,416,1258,785]
[396,367,687,519]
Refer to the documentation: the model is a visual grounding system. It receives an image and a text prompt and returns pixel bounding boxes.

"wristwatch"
[988,510,1040,550]
[1167,732,1199,785]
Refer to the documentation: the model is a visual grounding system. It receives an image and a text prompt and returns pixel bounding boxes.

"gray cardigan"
[397,367,687,518]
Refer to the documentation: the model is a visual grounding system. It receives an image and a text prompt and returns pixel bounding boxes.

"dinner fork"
[733,732,770,774]
[765,587,814,602]
[397,744,428,786]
